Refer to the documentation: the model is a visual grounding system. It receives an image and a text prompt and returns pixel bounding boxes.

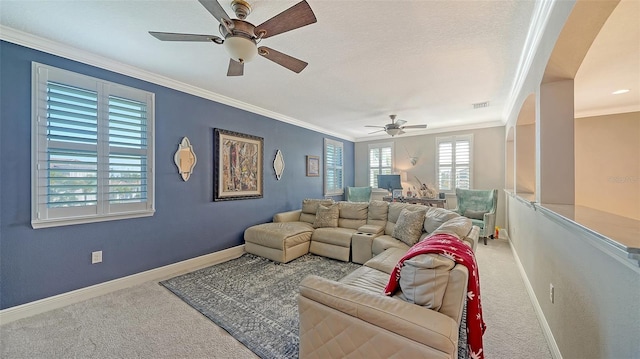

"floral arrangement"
[414,176,438,199]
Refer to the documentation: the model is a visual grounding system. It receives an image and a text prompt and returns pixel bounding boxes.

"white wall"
[508,196,640,358]
[504,1,640,357]
[355,126,506,227]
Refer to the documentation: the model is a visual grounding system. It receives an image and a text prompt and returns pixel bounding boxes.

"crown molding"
[574,105,640,119]
[0,25,353,142]
[502,0,558,124]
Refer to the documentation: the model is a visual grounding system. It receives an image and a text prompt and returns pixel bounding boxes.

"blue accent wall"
[0,41,354,309]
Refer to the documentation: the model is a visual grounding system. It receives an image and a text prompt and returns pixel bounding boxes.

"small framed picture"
[392,189,403,199]
[306,155,319,177]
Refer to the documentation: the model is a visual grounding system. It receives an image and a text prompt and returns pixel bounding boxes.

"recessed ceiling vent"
[472,101,490,109]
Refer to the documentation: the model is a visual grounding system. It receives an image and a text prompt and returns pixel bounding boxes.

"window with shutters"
[324,138,344,195]
[436,135,472,192]
[368,143,393,188]
[31,63,155,228]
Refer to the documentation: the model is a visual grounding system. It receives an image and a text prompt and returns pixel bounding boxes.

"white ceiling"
[0,0,637,141]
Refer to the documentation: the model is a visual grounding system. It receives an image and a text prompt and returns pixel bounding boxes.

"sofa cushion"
[339,266,390,293]
[430,216,473,240]
[372,235,411,256]
[393,208,428,246]
[311,227,357,246]
[338,202,368,229]
[464,209,487,220]
[244,222,314,248]
[313,204,339,228]
[366,200,389,228]
[398,254,455,310]
[339,201,369,219]
[423,207,459,233]
[364,247,406,274]
[301,198,334,224]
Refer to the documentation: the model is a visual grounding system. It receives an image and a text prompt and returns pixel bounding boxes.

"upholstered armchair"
[452,188,498,245]
[345,186,372,202]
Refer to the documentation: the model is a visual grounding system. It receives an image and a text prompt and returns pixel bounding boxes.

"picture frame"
[214,128,263,201]
[306,155,320,177]
[392,189,403,199]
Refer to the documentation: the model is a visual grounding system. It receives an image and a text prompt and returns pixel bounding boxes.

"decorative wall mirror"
[274,150,285,180]
[174,137,197,181]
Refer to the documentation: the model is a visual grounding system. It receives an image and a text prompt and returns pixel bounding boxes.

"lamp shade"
[387,128,401,136]
[224,36,258,63]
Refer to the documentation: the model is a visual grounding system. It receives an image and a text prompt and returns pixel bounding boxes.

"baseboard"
[507,237,563,359]
[0,245,245,325]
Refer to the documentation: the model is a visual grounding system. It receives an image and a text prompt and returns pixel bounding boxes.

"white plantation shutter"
[437,135,472,191]
[324,138,344,195]
[455,139,470,189]
[368,143,393,187]
[108,95,148,208]
[32,63,155,228]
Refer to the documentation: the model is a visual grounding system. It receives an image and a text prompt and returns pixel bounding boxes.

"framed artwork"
[214,128,263,201]
[306,155,320,177]
[392,189,403,199]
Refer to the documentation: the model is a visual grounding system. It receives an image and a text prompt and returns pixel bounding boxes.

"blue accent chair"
[345,186,372,202]
[452,188,498,245]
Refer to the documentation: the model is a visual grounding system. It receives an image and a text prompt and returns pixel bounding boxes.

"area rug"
[160,253,360,359]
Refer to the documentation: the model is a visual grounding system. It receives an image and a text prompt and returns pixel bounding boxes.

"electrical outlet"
[549,283,554,303]
[91,250,102,264]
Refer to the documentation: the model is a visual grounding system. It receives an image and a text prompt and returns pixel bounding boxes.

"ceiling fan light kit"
[149,0,317,76]
[224,35,258,63]
[386,128,402,137]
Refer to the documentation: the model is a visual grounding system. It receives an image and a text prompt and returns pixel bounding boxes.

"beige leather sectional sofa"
[244,199,480,359]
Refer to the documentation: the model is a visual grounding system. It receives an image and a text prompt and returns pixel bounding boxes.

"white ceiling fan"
[365,115,427,137]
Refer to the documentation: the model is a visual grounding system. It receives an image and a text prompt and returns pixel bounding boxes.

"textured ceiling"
[0,0,637,141]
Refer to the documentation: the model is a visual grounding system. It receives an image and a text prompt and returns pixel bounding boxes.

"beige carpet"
[1,238,552,359]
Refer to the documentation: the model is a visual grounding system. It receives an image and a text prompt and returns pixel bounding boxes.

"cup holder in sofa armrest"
[357,224,384,235]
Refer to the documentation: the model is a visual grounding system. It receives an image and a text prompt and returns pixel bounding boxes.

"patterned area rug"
[160,253,360,359]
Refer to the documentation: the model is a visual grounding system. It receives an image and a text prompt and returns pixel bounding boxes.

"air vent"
[472,101,490,109]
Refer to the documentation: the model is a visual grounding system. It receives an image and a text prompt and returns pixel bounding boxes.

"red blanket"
[384,233,486,359]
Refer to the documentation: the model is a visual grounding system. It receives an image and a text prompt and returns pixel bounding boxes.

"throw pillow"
[398,253,455,310]
[313,204,339,228]
[464,209,487,220]
[431,216,472,240]
[392,208,427,246]
[423,207,459,233]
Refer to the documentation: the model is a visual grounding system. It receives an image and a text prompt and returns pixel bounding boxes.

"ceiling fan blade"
[402,125,428,129]
[364,125,385,128]
[149,31,223,43]
[227,59,244,76]
[254,1,317,39]
[198,0,232,24]
[258,47,308,73]
[368,129,386,134]
[395,119,407,126]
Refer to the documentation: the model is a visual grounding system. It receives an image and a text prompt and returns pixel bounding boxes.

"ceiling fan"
[365,115,428,137]
[149,0,316,76]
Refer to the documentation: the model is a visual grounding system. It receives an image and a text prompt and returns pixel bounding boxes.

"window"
[32,63,155,228]
[368,143,393,187]
[436,135,472,192]
[324,138,343,195]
